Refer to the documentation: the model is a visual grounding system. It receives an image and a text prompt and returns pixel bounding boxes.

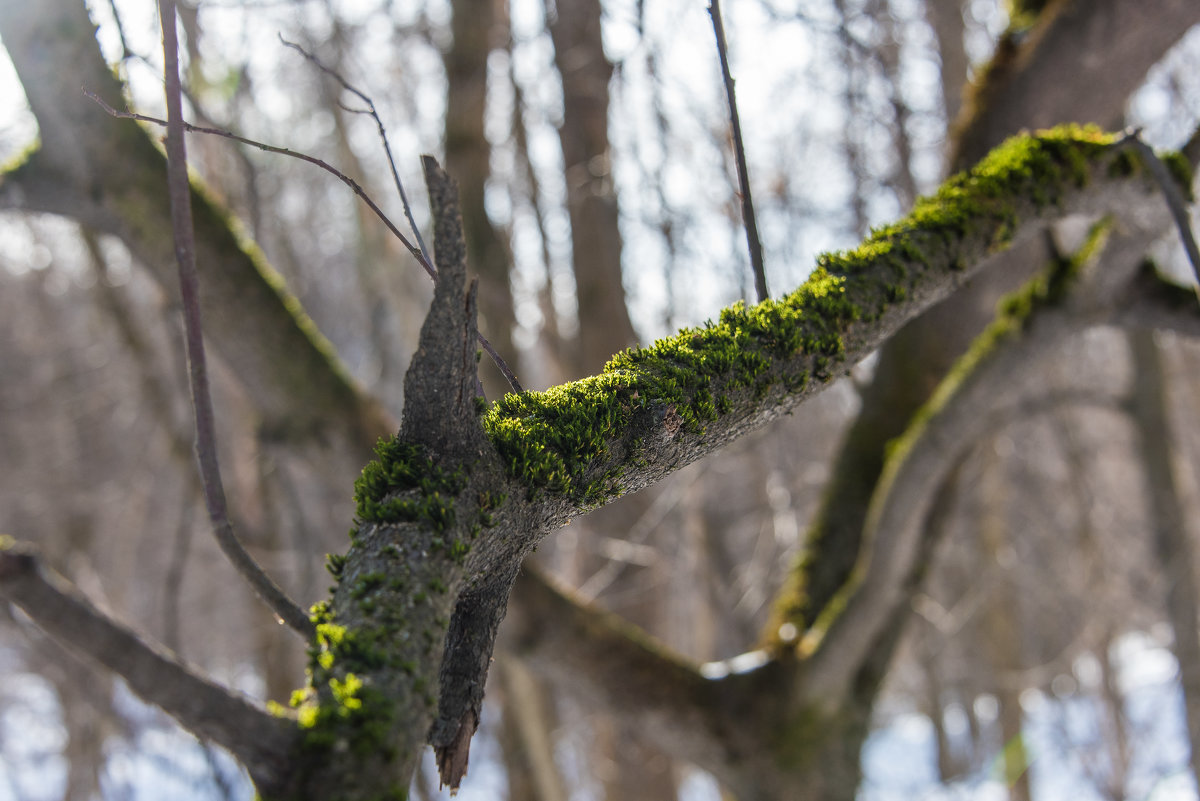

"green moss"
[481,267,858,500]
[325,552,348,580]
[0,138,39,177]
[481,127,1126,505]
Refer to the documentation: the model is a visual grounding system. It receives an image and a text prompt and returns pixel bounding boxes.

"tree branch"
[800,217,1200,708]
[0,540,295,792]
[504,567,778,798]
[708,0,768,301]
[156,0,313,639]
[1121,129,1200,285]
[480,131,1165,525]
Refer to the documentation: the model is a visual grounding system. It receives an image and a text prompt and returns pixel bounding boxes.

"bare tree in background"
[1,1,1200,800]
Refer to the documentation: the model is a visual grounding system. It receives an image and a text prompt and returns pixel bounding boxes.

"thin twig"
[708,0,768,302]
[155,0,314,638]
[279,36,432,264]
[85,90,523,393]
[85,89,432,278]
[1121,128,1200,287]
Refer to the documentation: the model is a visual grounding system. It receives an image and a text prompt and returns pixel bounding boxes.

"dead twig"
[279,36,432,265]
[708,0,768,302]
[155,0,314,638]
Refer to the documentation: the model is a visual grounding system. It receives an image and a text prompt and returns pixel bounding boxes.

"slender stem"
[1121,130,1200,287]
[708,0,768,302]
[85,92,523,394]
[155,0,314,638]
[278,36,432,265]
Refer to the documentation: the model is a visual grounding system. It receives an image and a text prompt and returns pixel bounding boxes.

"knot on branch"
[399,157,484,457]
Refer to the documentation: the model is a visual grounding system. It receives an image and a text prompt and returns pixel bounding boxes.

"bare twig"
[84,89,433,278]
[1121,129,1200,286]
[85,92,523,394]
[155,0,314,638]
[279,36,432,264]
[708,0,768,302]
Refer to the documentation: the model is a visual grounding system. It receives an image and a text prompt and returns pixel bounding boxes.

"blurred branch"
[800,230,1110,706]
[800,212,1200,708]
[156,0,314,639]
[0,540,294,792]
[1120,129,1200,286]
[950,0,1200,170]
[708,0,768,302]
[85,89,523,395]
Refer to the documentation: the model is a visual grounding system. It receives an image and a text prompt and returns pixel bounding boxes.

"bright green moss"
[482,128,1117,500]
[481,267,858,500]
[353,439,467,526]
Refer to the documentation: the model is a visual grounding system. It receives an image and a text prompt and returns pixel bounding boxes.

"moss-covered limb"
[799,223,1114,709]
[0,0,395,459]
[481,128,1161,524]
[949,0,1200,172]
[0,540,297,794]
[278,164,538,799]
[277,515,468,801]
[765,132,1200,654]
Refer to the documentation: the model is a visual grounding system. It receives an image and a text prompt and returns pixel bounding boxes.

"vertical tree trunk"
[1128,329,1200,790]
[980,447,1031,801]
[445,0,518,396]
[546,0,636,375]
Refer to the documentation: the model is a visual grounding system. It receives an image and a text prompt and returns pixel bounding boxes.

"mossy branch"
[797,217,1200,709]
[477,129,1163,523]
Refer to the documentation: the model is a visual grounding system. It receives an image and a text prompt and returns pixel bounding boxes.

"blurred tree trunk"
[1128,329,1200,789]
[445,0,519,397]
[546,3,673,798]
[547,0,636,375]
[923,0,968,142]
[980,448,1031,801]
[495,658,569,801]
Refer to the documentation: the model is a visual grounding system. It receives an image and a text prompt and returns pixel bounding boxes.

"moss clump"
[481,268,857,500]
[351,438,467,536]
[835,126,1111,260]
[353,439,466,520]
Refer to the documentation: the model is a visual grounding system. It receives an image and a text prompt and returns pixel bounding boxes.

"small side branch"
[156,0,313,638]
[1121,129,1200,286]
[85,92,523,394]
[278,36,431,265]
[708,0,768,302]
[0,541,294,791]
